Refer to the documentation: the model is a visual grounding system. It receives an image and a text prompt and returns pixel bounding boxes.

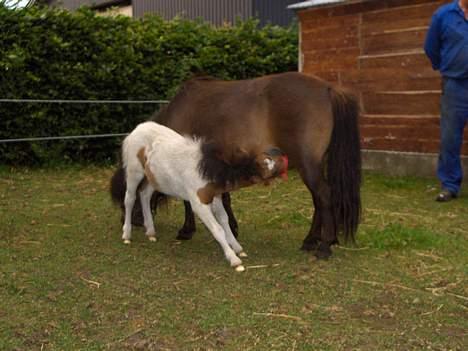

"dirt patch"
[348,291,400,330]
[120,331,173,351]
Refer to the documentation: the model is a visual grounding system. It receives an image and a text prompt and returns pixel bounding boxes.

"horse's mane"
[151,105,168,124]
[179,75,220,92]
[188,74,219,82]
[198,142,259,188]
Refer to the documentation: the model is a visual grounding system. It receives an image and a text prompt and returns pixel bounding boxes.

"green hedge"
[0,5,298,165]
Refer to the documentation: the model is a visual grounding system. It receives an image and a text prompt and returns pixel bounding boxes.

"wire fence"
[0,99,169,105]
[0,134,130,143]
[0,98,169,144]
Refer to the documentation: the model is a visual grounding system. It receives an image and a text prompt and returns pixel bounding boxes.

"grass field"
[0,166,467,350]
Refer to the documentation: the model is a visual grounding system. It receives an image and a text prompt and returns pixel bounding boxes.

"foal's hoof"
[148,236,157,242]
[239,252,248,258]
[123,239,131,245]
[235,265,245,272]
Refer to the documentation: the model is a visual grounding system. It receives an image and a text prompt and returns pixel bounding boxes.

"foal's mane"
[198,142,259,188]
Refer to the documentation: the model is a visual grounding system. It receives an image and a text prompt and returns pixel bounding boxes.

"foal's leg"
[211,196,245,256]
[191,201,244,270]
[176,201,196,240]
[139,185,157,242]
[222,192,239,238]
[122,171,145,244]
[176,194,238,241]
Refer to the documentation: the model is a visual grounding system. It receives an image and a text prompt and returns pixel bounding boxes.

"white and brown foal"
[121,121,288,271]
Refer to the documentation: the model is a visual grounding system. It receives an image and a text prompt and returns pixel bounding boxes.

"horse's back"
[263,73,335,164]
[156,72,334,166]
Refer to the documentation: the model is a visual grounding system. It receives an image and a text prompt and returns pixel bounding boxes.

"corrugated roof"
[48,0,129,10]
[287,0,346,10]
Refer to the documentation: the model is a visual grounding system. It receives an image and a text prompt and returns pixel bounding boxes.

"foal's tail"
[110,166,168,225]
[110,166,126,208]
[327,86,362,242]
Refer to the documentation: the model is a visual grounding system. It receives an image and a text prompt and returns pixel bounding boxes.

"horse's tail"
[327,86,362,242]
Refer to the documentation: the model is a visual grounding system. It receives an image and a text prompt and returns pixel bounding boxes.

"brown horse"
[111,72,361,259]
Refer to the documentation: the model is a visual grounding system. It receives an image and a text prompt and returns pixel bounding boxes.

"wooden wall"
[297,0,468,155]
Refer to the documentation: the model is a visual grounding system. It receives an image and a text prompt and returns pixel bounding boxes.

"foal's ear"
[230,147,250,164]
[202,141,227,163]
[219,146,250,165]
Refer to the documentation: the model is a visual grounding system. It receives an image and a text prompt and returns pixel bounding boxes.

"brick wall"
[297,0,468,155]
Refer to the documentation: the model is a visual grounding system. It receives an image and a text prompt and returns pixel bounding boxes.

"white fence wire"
[0,99,169,104]
[0,98,169,144]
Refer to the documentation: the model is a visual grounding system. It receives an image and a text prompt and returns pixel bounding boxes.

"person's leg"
[436,79,468,201]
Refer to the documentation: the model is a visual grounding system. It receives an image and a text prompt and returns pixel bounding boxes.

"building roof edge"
[288,0,348,11]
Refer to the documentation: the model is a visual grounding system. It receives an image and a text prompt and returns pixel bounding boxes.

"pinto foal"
[121,121,288,271]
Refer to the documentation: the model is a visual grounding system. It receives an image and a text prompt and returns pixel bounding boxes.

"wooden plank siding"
[297,0,468,155]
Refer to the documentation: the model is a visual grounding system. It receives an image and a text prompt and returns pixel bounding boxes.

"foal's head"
[255,147,289,182]
[196,145,289,204]
[199,142,288,187]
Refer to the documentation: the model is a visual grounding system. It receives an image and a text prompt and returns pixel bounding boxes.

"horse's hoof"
[235,265,245,272]
[239,252,248,258]
[315,243,332,259]
[314,252,330,260]
[130,208,145,227]
[123,239,131,245]
[131,216,145,227]
[148,236,157,242]
[176,229,195,241]
[300,240,320,252]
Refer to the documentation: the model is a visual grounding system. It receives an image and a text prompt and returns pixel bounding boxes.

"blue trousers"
[438,78,468,195]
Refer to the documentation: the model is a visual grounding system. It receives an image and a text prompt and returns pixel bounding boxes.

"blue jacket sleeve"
[424,13,442,70]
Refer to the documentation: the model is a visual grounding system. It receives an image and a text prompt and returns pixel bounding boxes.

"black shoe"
[435,190,457,202]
